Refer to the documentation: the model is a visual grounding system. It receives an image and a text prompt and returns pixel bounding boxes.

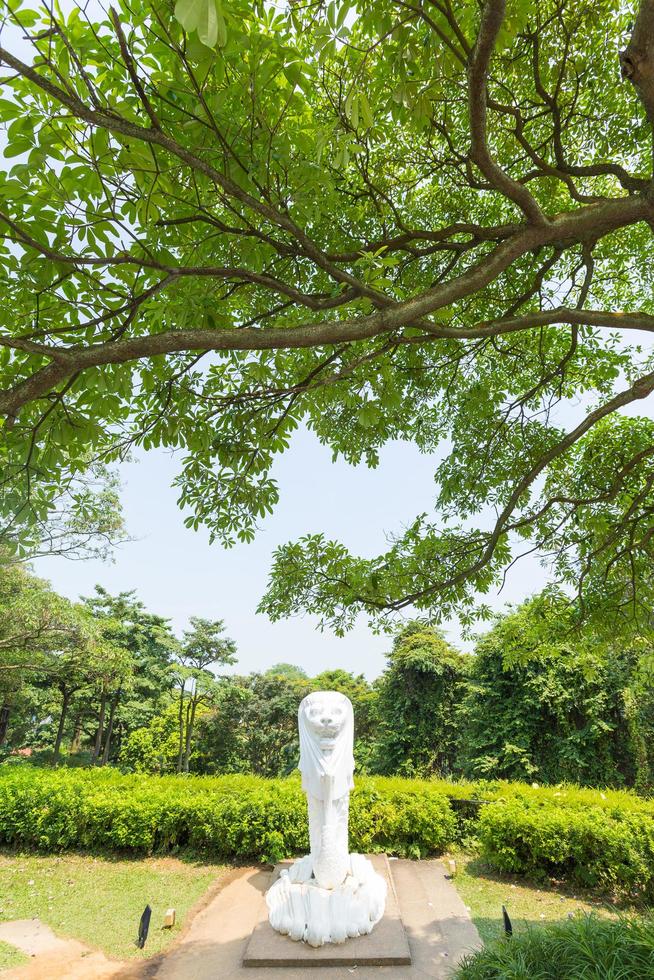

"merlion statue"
[266,691,386,947]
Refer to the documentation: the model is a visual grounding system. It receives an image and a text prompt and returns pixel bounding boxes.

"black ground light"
[502,905,513,937]
[137,905,152,949]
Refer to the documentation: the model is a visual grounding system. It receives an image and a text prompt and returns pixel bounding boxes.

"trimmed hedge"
[0,766,652,897]
[478,797,654,899]
[0,768,456,862]
[455,914,654,979]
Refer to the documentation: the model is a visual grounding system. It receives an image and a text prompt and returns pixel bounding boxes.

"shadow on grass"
[462,854,638,908]
[456,854,647,946]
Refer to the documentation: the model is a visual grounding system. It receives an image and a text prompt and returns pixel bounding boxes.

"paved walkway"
[0,918,130,979]
[154,860,481,979]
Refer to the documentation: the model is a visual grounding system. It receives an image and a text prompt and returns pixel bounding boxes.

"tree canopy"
[1,0,654,631]
[460,590,654,785]
[373,622,468,776]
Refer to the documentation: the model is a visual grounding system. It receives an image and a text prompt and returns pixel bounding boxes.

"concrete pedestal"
[243,854,411,968]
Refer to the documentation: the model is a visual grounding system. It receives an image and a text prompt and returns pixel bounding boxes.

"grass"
[0,939,28,970]
[454,914,654,979]
[0,850,225,961]
[449,852,630,945]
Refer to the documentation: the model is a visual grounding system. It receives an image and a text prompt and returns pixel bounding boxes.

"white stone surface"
[266,690,387,945]
[266,853,387,947]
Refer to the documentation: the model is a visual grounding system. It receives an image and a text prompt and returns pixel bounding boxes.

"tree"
[46,608,111,762]
[373,623,468,777]
[174,617,236,772]
[0,464,126,566]
[196,670,310,776]
[461,590,654,786]
[1,1,654,632]
[82,587,176,764]
[265,663,309,681]
[193,678,252,775]
[0,564,87,748]
[0,564,121,759]
[0,564,78,669]
[118,702,181,773]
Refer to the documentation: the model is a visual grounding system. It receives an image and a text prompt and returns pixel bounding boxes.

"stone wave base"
[266,853,387,947]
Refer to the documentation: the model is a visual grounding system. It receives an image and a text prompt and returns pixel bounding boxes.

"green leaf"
[174,0,225,48]
[358,402,380,428]
[359,91,374,129]
[215,0,227,48]
[0,98,22,120]
[174,0,203,32]
[4,138,31,158]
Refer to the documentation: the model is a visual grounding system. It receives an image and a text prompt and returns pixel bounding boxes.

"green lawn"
[0,851,225,961]
[0,939,28,971]
[450,853,631,945]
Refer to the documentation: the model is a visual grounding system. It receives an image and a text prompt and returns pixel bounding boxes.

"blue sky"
[33,427,547,679]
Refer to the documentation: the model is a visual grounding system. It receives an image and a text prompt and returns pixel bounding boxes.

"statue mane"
[298,691,355,801]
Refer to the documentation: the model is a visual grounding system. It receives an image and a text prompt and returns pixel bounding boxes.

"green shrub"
[1,766,652,891]
[0,768,455,862]
[350,783,456,858]
[478,798,654,899]
[455,914,654,979]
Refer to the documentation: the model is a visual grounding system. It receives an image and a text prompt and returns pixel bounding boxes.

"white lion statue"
[266,691,386,947]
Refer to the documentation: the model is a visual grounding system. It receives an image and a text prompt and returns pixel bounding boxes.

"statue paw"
[287,854,313,883]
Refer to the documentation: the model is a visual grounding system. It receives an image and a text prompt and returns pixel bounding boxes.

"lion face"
[302,693,348,752]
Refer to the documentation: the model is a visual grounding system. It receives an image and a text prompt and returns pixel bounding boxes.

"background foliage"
[3,564,654,792]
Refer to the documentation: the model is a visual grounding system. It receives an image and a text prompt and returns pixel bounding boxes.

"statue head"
[298,691,354,801]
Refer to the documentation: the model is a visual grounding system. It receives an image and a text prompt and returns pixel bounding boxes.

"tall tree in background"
[46,610,112,762]
[194,667,376,777]
[82,587,176,764]
[461,590,654,786]
[1,1,654,634]
[374,623,468,777]
[174,617,236,772]
[0,564,97,750]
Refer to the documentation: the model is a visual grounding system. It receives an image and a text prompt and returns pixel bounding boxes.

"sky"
[32,427,549,680]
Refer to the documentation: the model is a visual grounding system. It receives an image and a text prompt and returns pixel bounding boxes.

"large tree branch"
[0,186,650,421]
[621,0,654,129]
[0,46,382,304]
[391,366,654,609]
[0,243,652,426]
[468,0,546,224]
[0,209,360,311]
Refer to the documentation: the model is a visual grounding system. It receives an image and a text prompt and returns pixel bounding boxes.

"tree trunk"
[620,0,654,127]
[92,689,107,765]
[70,714,83,753]
[183,698,197,773]
[176,681,186,774]
[53,689,71,762]
[0,701,10,747]
[100,689,120,766]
